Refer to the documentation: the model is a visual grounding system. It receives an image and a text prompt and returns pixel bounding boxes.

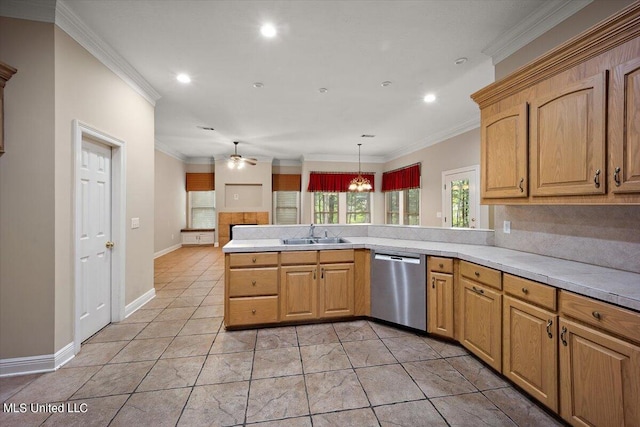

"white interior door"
[442,166,480,228]
[78,138,112,341]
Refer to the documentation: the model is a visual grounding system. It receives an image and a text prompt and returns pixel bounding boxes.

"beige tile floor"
[1,246,566,426]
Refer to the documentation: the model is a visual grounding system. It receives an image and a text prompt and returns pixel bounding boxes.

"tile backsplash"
[494,205,640,274]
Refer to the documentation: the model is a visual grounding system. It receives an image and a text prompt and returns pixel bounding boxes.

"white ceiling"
[49,1,588,162]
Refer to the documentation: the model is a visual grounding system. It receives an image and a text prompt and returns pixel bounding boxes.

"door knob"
[106,241,115,249]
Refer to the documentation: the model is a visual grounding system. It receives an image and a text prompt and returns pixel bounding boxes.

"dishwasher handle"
[373,253,421,264]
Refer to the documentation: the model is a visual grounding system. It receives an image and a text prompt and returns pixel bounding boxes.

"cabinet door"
[530,72,607,196]
[460,278,502,371]
[503,296,557,411]
[181,233,199,245]
[559,318,640,427]
[481,104,528,198]
[198,232,215,245]
[427,272,454,339]
[319,263,354,318]
[610,57,640,193]
[280,265,318,321]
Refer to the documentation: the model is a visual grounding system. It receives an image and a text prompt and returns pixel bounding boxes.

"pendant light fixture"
[349,143,372,192]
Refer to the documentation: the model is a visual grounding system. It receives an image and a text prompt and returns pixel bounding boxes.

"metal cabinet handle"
[251,280,256,286]
[432,277,436,289]
[313,269,316,280]
[439,263,444,269]
[251,309,256,314]
[614,167,621,187]
[546,319,553,339]
[518,177,524,193]
[594,169,601,188]
[472,286,484,295]
[106,241,115,249]
[321,268,325,279]
[474,271,480,277]
[560,326,568,346]
[592,311,601,320]
[521,287,529,294]
[252,257,257,263]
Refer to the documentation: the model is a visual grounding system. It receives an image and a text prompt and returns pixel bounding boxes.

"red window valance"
[381,163,421,192]
[307,171,375,192]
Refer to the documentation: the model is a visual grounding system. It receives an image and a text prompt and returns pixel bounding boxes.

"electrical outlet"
[131,217,140,229]
[436,212,442,218]
[233,193,239,200]
[503,220,511,234]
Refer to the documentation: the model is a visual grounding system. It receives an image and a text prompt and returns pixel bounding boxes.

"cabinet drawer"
[281,251,317,265]
[428,257,453,273]
[228,268,278,297]
[559,291,640,344]
[504,274,556,311]
[460,261,502,290]
[228,296,278,326]
[229,252,278,267]
[319,249,354,263]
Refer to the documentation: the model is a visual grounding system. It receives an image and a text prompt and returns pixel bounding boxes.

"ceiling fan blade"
[245,157,258,165]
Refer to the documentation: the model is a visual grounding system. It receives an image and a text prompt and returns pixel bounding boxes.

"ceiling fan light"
[238,161,246,169]
[227,159,236,169]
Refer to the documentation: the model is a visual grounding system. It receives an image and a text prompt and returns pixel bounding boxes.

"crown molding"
[0,0,56,23]
[383,116,480,162]
[155,141,188,162]
[55,0,161,106]
[483,0,593,65]
[302,154,386,163]
[273,158,303,167]
[185,156,215,165]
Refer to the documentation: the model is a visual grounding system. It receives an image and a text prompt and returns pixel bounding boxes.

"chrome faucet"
[308,224,315,239]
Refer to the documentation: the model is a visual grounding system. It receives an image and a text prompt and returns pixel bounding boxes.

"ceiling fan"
[227,141,257,169]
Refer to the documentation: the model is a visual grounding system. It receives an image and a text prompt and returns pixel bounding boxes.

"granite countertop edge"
[223,237,640,312]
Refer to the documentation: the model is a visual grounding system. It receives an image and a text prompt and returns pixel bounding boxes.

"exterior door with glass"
[442,166,479,228]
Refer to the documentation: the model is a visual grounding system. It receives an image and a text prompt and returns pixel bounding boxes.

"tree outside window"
[347,192,371,224]
[314,192,338,224]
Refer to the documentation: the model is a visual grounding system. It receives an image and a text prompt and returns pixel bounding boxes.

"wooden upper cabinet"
[610,56,640,194]
[530,72,607,197]
[481,104,528,199]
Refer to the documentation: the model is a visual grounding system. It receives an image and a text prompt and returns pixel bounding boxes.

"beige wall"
[186,162,214,173]
[495,0,635,79]
[0,18,155,359]
[155,150,186,254]
[0,18,56,359]
[384,129,488,228]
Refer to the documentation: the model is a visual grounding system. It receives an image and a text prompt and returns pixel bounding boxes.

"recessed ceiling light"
[423,93,437,103]
[260,23,277,38]
[319,88,328,93]
[253,82,264,88]
[454,57,468,65]
[381,81,392,87]
[176,73,191,84]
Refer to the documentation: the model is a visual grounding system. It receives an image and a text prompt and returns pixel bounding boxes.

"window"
[347,192,371,224]
[386,192,400,224]
[273,191,300,224]
[313,192,338,224]
[385,189,419,225]
[189,191,215,228]
[442,166,480,228]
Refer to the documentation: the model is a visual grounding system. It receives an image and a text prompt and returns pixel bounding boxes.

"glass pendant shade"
[349,144,372,192]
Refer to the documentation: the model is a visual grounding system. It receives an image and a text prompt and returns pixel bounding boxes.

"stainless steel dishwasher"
[371,250,427,331]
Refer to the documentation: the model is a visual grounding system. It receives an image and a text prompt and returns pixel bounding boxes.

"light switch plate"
[503,220,511,234]
[131,217,140,229]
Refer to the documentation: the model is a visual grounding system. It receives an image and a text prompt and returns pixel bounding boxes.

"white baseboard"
[154,243,182,259]
[0,342,75,378]
[125,287,156,318]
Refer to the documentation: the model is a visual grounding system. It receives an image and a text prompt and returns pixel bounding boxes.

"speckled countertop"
[223,237,640,312]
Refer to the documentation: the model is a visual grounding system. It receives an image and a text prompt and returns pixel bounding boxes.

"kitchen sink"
[281,237,350,245]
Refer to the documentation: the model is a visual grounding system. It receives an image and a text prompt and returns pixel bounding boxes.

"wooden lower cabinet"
[459,277,502,371]
[559,317,640,427]
[280,265,318,321]
[503,295,558,411]
[319,263,354,318]
[427,271,454,338]
[228,296,278,326]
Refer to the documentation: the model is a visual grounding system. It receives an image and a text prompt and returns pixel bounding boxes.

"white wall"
[154,149,186,254]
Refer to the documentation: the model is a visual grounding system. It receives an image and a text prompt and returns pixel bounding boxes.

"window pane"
[450,179,470,228]
[274,191,299,225]
[314,192,338,224]
[347,192,370,224]
[386,191,400,224]
[190,191,215,228]
[403,188,420,225]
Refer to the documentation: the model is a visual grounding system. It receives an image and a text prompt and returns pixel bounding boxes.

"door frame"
[72,120,126,354]
[441,165,481,228]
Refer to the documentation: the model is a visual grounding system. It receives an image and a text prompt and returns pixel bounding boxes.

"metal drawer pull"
[439,263,444,268]
[594,169,601,188]
[614,167,621,187]
[252,257,257,263]
[432,277,436,289]
[251,280,256,286]
[313,269,316,280]
[321,268,324,279]
[472,286,484,295]
[474,271,480,277]
[546,319,553,339]
[521,287,529,294]
[251,309,256,314]
[592,311,601,320]
[518,177,524,192]
[560,326,567,346]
